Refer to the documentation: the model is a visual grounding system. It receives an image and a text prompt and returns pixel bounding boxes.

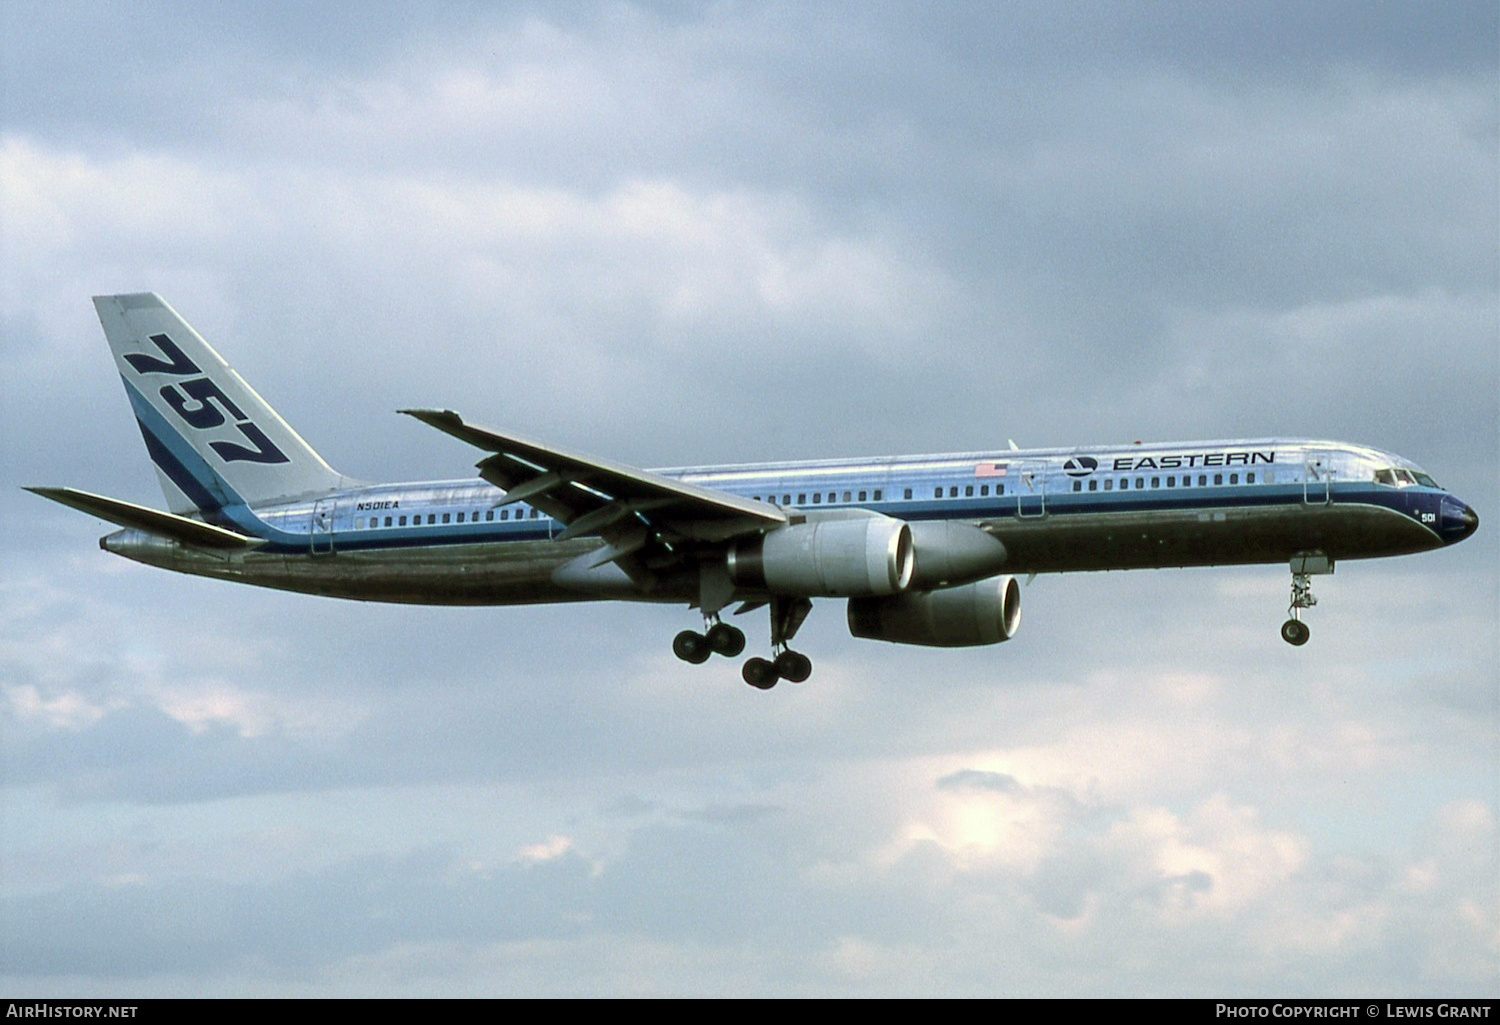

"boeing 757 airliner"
[29,294,1479,688]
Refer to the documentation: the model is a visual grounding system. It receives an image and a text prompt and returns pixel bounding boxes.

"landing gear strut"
[1281,552,1332,646]
[672,595,814,689]
[742,596,814,689]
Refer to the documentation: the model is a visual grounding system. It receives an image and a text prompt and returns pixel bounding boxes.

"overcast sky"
[1,1,1496,997]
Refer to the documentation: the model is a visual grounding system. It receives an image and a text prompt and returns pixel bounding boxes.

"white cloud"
[6,684,113,730]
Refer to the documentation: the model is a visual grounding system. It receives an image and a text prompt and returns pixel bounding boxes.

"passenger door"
[1016,461,1047,518]
[1303,457,1331,505]
[310,497,336,554]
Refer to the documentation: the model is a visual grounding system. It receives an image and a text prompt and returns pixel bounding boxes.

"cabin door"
[1303,457,1331,505]
[1016,461,1047,518]
[311,498,336,554]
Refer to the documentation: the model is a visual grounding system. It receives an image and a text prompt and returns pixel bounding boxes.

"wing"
[400,409,785,569]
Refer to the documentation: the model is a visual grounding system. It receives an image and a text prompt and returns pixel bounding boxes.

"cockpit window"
[1374,467,1432,488]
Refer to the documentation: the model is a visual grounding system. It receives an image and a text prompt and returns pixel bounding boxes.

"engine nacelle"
[906,521,1009,589]
[847,575,1021,647]
[728,514,914,597]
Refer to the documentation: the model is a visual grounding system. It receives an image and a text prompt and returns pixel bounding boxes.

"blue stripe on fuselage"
[123,427,1445,558]
[123,378,304,546]
[300,477,1443,558]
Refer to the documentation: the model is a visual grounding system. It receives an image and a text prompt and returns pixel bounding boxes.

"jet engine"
[727,514,914,597]
[847,575,1021,647]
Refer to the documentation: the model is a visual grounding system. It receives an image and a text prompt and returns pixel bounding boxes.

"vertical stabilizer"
[94,293,345,516]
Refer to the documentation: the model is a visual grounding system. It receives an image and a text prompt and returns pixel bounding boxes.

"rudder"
[95,293,346,516]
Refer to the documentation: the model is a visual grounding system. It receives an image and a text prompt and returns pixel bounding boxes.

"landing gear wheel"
[706,622,746,657]
[1280,619,1310,646]
[774,650,812,684]
[673,630,712,664]
[742,657,779,689]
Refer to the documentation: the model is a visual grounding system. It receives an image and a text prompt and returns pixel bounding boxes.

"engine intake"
[847,575,1021,647]
[728,514,914,597]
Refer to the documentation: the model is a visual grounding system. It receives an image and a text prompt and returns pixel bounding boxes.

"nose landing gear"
[1281,552,1332,646]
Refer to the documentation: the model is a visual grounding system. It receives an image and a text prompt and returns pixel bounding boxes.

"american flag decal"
[974,462,1008,478]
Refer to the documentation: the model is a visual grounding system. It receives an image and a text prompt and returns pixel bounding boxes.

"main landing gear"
[672,596,814,690]
[672,620,745,664]
[1281,552,1332,647]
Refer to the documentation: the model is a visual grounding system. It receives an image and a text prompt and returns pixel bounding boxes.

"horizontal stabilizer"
[24,487,266,549]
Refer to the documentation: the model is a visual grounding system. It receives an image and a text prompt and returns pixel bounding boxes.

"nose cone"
[1440,497,1479,544]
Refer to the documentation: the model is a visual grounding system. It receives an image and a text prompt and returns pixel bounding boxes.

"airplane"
[28,294,1480,688]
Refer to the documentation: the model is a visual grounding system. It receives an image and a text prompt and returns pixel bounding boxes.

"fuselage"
[102,437,1479,606]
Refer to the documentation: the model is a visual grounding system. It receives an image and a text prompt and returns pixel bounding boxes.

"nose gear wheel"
[1281,553,1330,646]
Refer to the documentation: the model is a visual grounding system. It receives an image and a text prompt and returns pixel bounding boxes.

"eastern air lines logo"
[1062,450,1277,477]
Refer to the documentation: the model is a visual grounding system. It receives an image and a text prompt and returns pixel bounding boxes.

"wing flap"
[25,487,266,549]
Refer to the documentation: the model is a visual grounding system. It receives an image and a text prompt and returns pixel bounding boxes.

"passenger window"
[843,491,851,502]
[934,488,942,499]
[1167,476,1175,487]
[1151,477,1159,488]
[442,513,451,524]
[965,485,974,497]
[949,486,958,498]
[1136,478,1144,489]
[782,495,791,505]
[1214,474,1223,486]
[1119,478,1129,490]
[457,512,465,523]
[1104,479,1113,491]
[1247,472,1255,484]
[1198,475,1207,486]
[828,492,836,503]
[486,510,494,521]
[427,514,436,524]
[812,493,821,504]
[873,490,882,501]
[399,516,407,526]
[980,485,989,497]
[384,516,393,527]
[1088,480,1097,491]
[1230,473,1238,484]
[1073,481,1081,492]
[797,494,806,504]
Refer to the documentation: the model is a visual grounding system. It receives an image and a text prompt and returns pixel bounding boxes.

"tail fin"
[94,293,346,516]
